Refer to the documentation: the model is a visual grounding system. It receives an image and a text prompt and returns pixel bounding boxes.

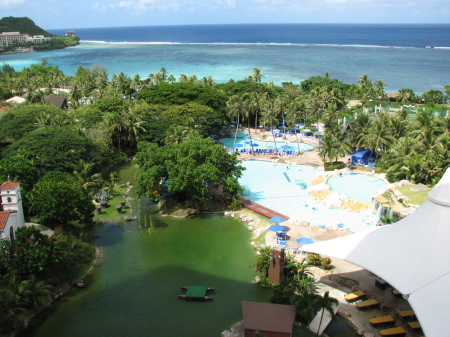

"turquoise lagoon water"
[239,161,385,232]
[327,174,386,204]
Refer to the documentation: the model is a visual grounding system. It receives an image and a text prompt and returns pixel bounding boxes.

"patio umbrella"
[313,131,323,135]
[233,143,243,148]
[270,216,287,223]
[271,129,280,133]
[250,143,259,147]
[296,237,314,245]
[302,128,311,133]
[281,144,293,150]
[278,126,286,129]
[297,123,305,127]
[291,126,300,131]
[337,223,344,228]
[268,224,286,232]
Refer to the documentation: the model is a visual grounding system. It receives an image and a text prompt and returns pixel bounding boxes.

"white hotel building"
[0,31,50,46]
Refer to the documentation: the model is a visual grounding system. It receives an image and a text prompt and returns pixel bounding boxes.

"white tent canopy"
[302,168,450,337]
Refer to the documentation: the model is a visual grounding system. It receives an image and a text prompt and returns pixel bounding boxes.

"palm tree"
[316,291,339,336]
[120,108,146,149]
[252,67,263,83]
[18,275,53,309]
[73,159,103,191]
[226,95,248,147]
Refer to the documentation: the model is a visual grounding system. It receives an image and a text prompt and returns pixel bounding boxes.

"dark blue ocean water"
[2,24,449,92]
[48,24,450,48]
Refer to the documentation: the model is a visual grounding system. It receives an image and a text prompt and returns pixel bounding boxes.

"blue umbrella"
[269,216,286,223]
[296,237,314,245]
[233,143,243,148]
[337,223,344,228]
[297,123,305,127]
[278,125,287,129]
[319,225,326,229]
[270,129,280,133]
[268,224,286,232]
[250,143,259,147]
[303,128,311,133]
[313,131,323,135]
[230,121,237,124]
[281,144,293,150]
[291,126,300,130]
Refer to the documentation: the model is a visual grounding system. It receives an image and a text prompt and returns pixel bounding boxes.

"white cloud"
[0,0,28,8]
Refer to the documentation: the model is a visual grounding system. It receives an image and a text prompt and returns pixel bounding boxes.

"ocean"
[1,24,449,93]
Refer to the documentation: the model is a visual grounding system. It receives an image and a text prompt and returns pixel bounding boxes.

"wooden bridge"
[241,199,289,220]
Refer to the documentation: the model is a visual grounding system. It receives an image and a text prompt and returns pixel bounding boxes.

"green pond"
[20,198,270,337]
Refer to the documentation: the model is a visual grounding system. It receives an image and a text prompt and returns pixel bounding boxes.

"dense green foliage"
[28,172,95,229]
[0,226,95,332]
[4,126,104,173]
[0,17,53,36]
[137,82,229,114]
[0,104,64,141]
[135,139,244,204]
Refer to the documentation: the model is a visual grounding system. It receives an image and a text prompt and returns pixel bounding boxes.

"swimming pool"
[239,161,383,232]
[222,131,314,152]
[327,174,386,204]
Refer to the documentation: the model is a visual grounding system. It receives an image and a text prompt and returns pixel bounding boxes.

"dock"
[241,199,289,220]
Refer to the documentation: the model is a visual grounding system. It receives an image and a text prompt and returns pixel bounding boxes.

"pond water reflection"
[20,199,270,337]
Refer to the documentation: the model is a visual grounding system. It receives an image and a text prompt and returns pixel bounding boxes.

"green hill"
[0,17,54,37]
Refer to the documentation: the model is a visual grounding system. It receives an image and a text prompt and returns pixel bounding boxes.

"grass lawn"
[396,184,430,206]
[93,161,140,221]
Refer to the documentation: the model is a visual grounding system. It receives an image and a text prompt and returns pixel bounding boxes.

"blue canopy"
[296,237,314,245]
[269,216,286,223]
[268,224,286,232]
[351,149,375,165]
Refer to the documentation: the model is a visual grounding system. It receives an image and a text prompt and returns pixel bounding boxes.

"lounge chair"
[344,290,365,302]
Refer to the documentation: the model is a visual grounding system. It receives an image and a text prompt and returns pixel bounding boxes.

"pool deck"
[241,199,289,220]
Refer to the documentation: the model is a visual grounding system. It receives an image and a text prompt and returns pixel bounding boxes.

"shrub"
[228,197,242,211]
[321,257,332,270]
[306,253,322,266]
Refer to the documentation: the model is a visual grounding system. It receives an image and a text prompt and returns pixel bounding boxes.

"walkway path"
[241,199,289,220]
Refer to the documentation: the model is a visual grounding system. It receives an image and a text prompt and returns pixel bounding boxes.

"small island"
[0,16,79,54]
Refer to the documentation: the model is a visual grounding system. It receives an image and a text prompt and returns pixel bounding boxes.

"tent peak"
[428,168,450,207]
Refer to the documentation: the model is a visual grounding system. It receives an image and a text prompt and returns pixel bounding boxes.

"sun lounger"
[408,322,421,329]
[379,326,407,336]
[344,290,365,302]
[355,298,379,309]
[370,315,395,325]
[397,310,415,318]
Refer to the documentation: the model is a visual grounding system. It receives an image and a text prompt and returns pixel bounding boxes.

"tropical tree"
[316,291,339,335]
[73,159,103,192]
[18,275,53,309]
[29,172,95,229]
[135,139,244,205]
[252,67,263,83]
[226,94,248,146]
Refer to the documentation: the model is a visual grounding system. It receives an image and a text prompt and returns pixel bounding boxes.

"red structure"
[241,199,288,220]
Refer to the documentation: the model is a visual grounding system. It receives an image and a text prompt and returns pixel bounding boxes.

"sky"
[2,0,450,29]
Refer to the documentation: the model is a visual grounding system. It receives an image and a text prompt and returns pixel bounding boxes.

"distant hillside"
[0,17,54,37]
